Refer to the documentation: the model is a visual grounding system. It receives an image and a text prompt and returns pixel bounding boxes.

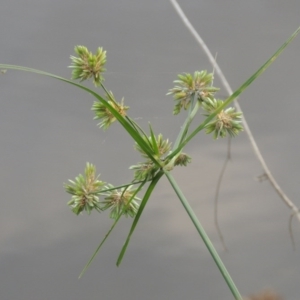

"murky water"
[0,1,300,299]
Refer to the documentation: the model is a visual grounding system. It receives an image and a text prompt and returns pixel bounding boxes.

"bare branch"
[169,0,300,228]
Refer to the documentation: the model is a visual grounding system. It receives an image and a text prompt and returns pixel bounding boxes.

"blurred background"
[0,1,300,299]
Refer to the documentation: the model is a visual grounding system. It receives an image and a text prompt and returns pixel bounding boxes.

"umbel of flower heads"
[65,46,243,218]
[167,71,243,139]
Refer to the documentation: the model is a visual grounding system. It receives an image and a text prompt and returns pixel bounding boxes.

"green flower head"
[129,161,159,181]
[69,45,107,86]
[92,91,129,130]
[174,153,192,166]
[205,106,243,139]
[101,184,140,219]
[167,71,219,115]
[135,133,171,160]
[65,163,105,215]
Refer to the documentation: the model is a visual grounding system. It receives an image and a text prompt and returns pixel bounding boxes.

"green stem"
[100,82,150,141]
[164,171,243,300]
[172,95,200,150]
[99,179,150,193]
[100,82,115,102]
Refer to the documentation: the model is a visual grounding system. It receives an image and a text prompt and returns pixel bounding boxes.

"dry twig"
[170,0,300,245]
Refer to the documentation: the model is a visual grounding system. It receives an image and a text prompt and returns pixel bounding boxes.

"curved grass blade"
[167,26,300,160]
[149,123,159,155]
[100,180,145,193]
[116,170,164,266]
[172,94,200,151]
[0,64,159,165]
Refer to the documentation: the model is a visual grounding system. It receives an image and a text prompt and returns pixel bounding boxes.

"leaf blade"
[116,170,164,266]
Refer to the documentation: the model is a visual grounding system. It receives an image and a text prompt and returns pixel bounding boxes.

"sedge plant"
[1,28,299,300]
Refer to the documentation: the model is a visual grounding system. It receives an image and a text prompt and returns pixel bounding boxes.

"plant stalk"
[172,94,201,150]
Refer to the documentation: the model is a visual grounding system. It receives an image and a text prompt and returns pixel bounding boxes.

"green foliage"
[1,27,299,299]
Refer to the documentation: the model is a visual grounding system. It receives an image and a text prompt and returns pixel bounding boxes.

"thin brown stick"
[170,0,300,238]
[289,213,296,251]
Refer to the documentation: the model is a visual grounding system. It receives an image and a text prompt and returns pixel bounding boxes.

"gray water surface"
[1,1,300,299]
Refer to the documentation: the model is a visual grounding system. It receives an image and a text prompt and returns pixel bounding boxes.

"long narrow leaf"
[116,170,164,266]
[0,64,159,165]
[149,123,159,155]
[100,180,146,193]
[78,179,147,278]
[172,95,200,151]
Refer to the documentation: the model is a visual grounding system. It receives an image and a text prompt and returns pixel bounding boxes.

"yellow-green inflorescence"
[92,91,129,130]
[168,70,243,139]
[202,98,243,139]
[167,70,219,115]
[130,133,171,181]
[65,163,140,219]
[174,153,192,166]
[101,184,140,219]
[65,163,105,215]
[69,45,107,86]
